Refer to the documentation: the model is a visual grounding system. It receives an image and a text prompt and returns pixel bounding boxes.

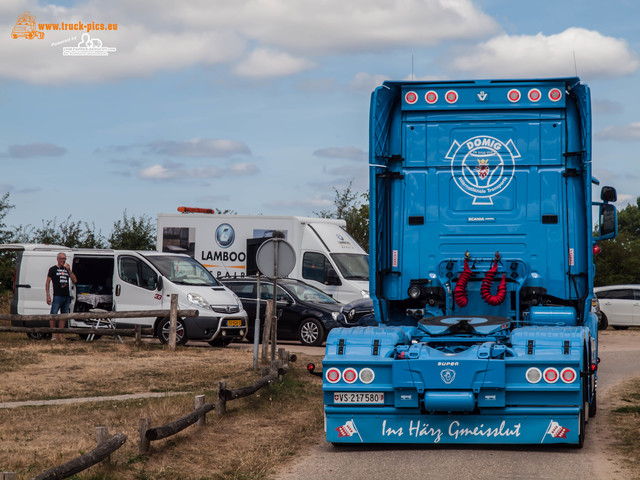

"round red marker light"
[507,89,521,103]
[549,88,562,102]
[425,90,438,104]
[544,367,559,383]
[326,367,341,383]
[405,91,418,104]
[445,90,458,104]
[343,368,358,384]
[561,368,576,383]
[528,89,541,102]
[593,245,601,255]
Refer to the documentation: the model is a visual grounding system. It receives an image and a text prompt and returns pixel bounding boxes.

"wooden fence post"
[169,294,178,351]
[217,381,226,416]
[138,417,151,454]
[96,427,110,465]
[135,325,142,346]
[195,395,206,426]
[0,473,16,480]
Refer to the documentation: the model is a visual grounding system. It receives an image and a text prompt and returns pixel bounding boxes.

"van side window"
[118,256,158,291]
[303,252,339,285]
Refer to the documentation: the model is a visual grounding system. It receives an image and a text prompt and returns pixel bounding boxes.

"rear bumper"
[325,409,581,444]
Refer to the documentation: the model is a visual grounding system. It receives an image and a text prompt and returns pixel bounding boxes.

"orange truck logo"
[11,12,44,39]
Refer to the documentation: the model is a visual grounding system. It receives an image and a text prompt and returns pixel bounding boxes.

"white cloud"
[0,0,499,84]
[7,142,67,158]
[449,28,640,79]
[349,72,389,92]
[137,161,258,180]
[596,122,640,141]
[146,138,251,157]
[233,48,314,78]
[313,146,367,162]
[228,162,259,175]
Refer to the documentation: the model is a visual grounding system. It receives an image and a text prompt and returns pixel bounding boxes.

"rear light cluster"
[525,367,577,384]
[325,367,375,384]
[404,88,563,105]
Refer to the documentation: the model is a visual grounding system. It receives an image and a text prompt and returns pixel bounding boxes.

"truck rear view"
[322,78,617,446]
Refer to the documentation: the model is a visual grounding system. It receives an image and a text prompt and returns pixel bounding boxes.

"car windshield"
[145,255,220,286]
[285,282,338,304]
[330,253,369,280]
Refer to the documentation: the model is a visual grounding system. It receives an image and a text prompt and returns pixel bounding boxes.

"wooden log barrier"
[0,310,199,322]
[32,433,126,480]
[145,403,214,442]
[0,326,153,336]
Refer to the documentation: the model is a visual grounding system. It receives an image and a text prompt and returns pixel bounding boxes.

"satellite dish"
[255,239,296,278]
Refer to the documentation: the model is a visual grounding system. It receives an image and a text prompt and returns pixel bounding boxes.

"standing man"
[45,252,77,340]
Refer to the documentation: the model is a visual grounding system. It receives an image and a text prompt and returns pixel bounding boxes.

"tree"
[17,217,107,248]
[109,211,156,250]
[0,193,15,291]
[315,180,369,251]
[594,198,640,286]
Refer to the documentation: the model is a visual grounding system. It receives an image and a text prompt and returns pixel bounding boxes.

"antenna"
[573,50,578,76]
[411,54,414,81]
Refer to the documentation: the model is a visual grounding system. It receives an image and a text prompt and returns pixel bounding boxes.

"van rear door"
[0,244,71,316]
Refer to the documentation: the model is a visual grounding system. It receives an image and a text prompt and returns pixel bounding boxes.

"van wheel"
[298,318,325,346]
[27,332,52,340]
[156,318,187,345]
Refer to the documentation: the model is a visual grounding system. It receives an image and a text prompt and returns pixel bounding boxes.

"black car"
[222,277,342,346]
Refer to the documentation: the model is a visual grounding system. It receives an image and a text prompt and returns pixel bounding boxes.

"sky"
[2,0,640,236]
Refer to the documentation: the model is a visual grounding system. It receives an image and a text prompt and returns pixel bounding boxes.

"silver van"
[2,243,248,345]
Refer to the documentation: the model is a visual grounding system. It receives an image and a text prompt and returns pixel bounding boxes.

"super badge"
[446,135,520,205]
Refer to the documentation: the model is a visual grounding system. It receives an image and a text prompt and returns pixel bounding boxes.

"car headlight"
[361,290,370,298]
[187,293,210,308]
[230,292,243,310]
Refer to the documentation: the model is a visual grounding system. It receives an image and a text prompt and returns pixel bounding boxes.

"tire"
[208,337,233,347]
[78,334,102,341]
[598,313,608,330]
[298,318,325,346]
[612,325,629,330]
[27,332,52,340]
[589,389,597,418]
[576,408,585,448]
[156,318,187,345]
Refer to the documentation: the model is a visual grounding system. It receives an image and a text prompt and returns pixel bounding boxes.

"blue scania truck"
[321,78,617,446]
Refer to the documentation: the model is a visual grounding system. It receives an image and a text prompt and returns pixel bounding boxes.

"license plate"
[226,319,242,327]
[333,392,384,404]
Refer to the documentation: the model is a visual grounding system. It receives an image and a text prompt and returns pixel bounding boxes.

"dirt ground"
[0,332,325,480]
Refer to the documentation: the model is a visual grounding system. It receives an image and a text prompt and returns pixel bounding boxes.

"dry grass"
[0,324,325,479]
[609,377,640,475]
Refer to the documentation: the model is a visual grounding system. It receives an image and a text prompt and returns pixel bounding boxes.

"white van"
[1,243,248,345]
[157,213,370,303]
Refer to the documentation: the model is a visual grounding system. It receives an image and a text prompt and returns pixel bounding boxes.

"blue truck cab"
[322,78,617,446]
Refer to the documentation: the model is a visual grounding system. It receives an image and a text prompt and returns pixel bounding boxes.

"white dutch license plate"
[333,392,384,404]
